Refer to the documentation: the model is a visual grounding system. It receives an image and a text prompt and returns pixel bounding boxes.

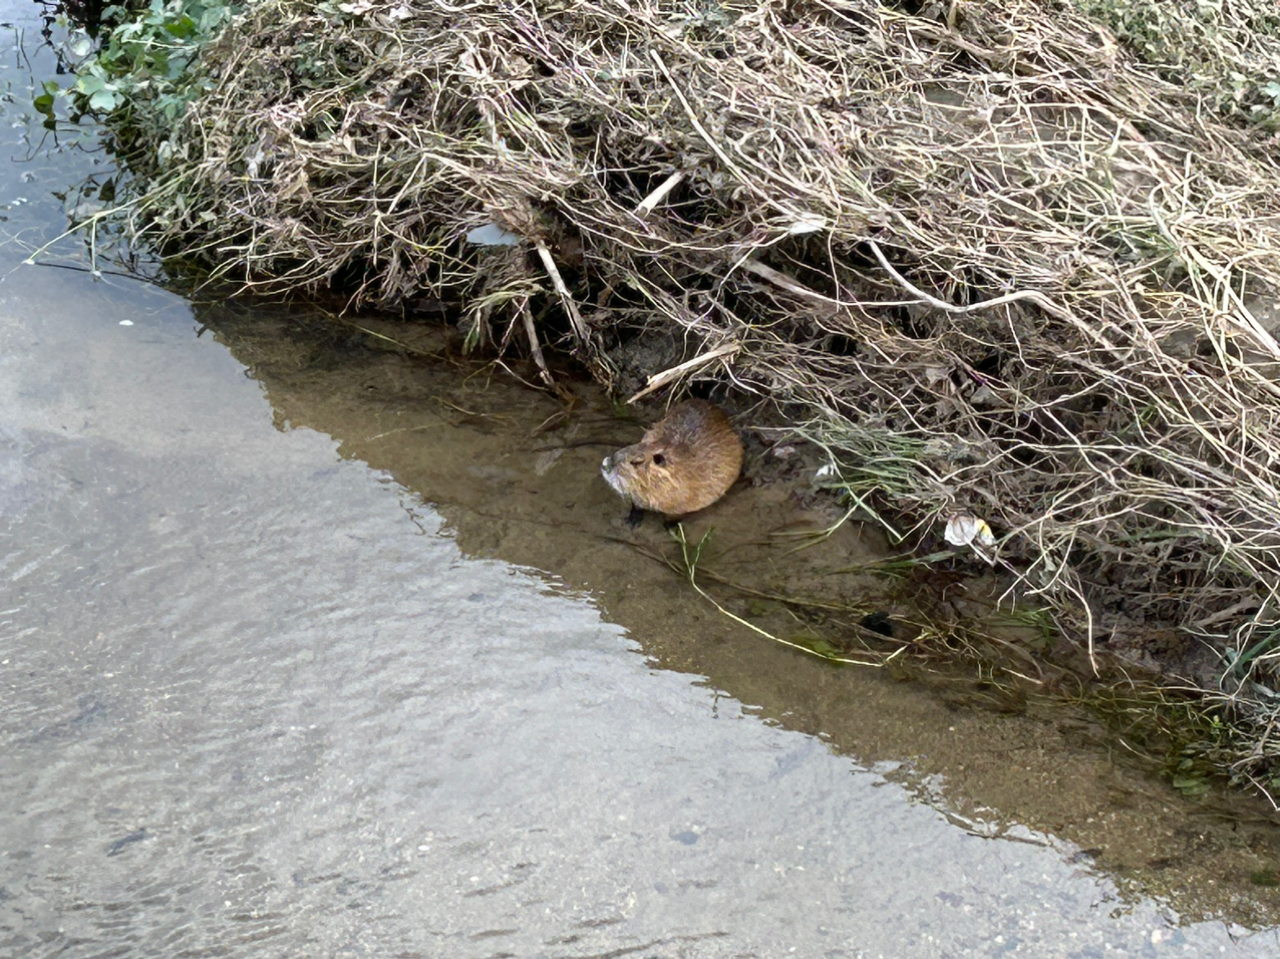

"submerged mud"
[195,300,1280,929]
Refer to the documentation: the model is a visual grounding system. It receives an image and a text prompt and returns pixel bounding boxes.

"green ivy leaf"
[89,89,121,112]
[33,80,60,117]
[165,15,197,39]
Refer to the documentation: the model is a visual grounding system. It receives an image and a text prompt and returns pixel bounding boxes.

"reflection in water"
[0,2,1279,956]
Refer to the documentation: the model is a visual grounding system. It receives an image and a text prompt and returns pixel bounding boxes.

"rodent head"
[600,441,680,512]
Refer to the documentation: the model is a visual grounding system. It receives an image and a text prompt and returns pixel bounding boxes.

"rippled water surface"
[3,3,1280,957]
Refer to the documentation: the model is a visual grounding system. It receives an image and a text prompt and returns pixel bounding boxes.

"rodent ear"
[652,453,666,466]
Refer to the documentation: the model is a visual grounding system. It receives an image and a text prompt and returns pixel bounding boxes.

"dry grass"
[1078,0,1280,130]
[108,0,1280,800]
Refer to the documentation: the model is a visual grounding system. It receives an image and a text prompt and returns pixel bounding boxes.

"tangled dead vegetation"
[107,0,1280,799]
[1077,0,1280,131]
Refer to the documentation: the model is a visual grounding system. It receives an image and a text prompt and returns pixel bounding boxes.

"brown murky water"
[3,4,1280,957]
[198,301,1280,928]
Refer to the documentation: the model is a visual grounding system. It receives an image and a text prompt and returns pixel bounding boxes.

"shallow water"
[2,4,1280,957]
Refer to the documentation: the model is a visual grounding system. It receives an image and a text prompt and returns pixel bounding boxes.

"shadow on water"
[192,298,1280,928]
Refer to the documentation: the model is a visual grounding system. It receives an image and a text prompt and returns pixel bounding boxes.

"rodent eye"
[652,453,666,466]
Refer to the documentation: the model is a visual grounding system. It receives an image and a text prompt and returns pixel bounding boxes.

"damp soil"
[197,299,1280,928]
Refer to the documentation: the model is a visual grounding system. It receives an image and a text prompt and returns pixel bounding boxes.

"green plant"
[1075,0,1280,131]
[48,1,238,130]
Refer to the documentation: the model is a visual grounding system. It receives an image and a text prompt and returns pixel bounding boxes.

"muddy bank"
[192,299,1280,929]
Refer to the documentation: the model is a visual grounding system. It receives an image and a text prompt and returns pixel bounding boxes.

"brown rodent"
[600,400,743,516]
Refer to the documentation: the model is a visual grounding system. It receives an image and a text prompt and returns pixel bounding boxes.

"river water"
[2,3,1280,957]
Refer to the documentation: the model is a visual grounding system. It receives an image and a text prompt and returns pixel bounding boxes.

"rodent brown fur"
[600,400,743,516]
